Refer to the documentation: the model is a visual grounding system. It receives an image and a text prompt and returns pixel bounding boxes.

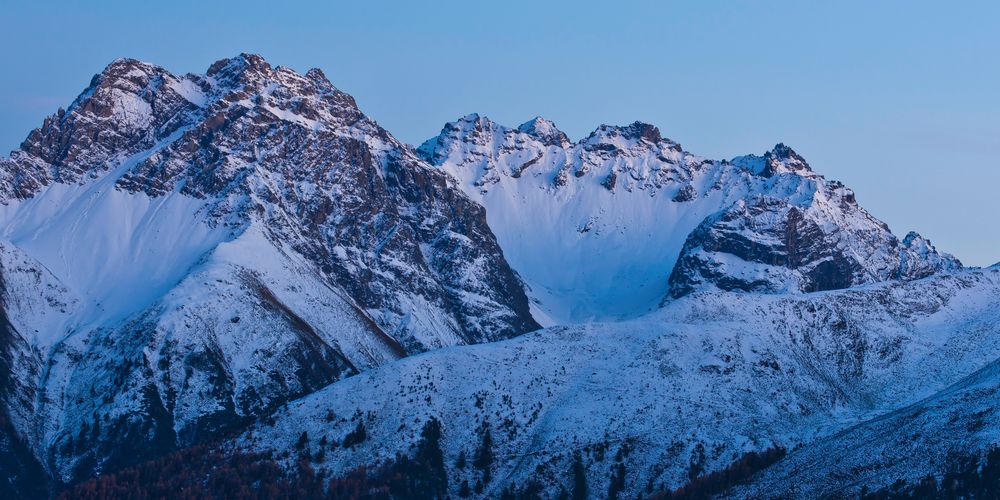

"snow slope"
[737,346,1000,497]
[236,267,1000,498]
[0,134,232,344]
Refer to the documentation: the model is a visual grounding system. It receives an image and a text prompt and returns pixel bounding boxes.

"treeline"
[650,446,786,500]
[61,418,450,500]
[55,419,1000,500]
[860,447,1000,499]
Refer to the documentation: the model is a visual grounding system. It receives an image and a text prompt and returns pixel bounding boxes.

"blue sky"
[2,0,998,264]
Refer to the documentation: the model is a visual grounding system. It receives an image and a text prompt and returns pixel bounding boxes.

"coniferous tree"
[474,425,494,484]
[608,461,626,499]
[342,420,367,449]
[571,451,588,500]
[414,417,448,496]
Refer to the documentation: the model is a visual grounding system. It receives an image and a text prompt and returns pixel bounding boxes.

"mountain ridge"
[417,113,959,323]
[0,54,989,498]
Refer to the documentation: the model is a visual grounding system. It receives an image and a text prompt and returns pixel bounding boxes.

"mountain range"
[0,54,995,499]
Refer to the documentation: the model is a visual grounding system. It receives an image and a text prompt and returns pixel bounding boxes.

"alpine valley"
[0,54,996,499]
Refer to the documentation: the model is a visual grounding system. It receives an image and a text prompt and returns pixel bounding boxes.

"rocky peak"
[92,58,169,90]
[902,231,927,247]
[416,113,504,166]
[623,121,663,143]
[305,67,335,90]
[6,58,205,193]
[417,111,965,316]
[60,57,174,126]
[762,143,813,177]
[581,121,684,155]
[3,52,538,344]
[666,189,962,298]
[730,143,817,179]
[898,231,962,279]
[516,116,570,146]
[586,121,660,143]
[199,53,360,114]
[454,113,501,137]
[206,52,272,80]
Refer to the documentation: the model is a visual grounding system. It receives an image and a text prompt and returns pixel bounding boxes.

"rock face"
[665,184,962,298]
[418,115,960,322]
[0,54,537,484]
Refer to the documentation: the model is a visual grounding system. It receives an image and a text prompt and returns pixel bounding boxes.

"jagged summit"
[728,142,817,178]
[304,67,334,87]
[99,57,165,78]
[3,52,537,339]
[4,53,377,202]
[206,52,271,74]
[423,115,684,155]
[516,116,569,146]
[762,142,813,176]
[585,120,665,144]
[419,114,960,322]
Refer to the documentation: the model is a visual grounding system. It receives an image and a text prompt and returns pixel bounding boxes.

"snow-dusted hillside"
[418,115,959,323]
[0,54,538,484]
[235,268,1000,498]
[736,338,1000,497]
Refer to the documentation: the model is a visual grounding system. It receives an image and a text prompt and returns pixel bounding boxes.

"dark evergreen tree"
[295,431,309,450]
[413,417,448,496]
[342,420,367,449]
[474,424,494,484]
[571,451,588,500]
[608,461,626,499]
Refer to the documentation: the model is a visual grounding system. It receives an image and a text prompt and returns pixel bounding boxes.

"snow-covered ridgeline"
[418,114,959,324]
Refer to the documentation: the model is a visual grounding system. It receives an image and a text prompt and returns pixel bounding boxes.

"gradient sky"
[2,0,998,265]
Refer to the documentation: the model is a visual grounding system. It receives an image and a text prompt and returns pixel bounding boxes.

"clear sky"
[2,0,998,265]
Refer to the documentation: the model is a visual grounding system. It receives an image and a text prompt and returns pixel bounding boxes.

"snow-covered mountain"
[0,54,537,485]
[234,267,1000,498]
[418,115,959,323]
[0,53,991,498]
